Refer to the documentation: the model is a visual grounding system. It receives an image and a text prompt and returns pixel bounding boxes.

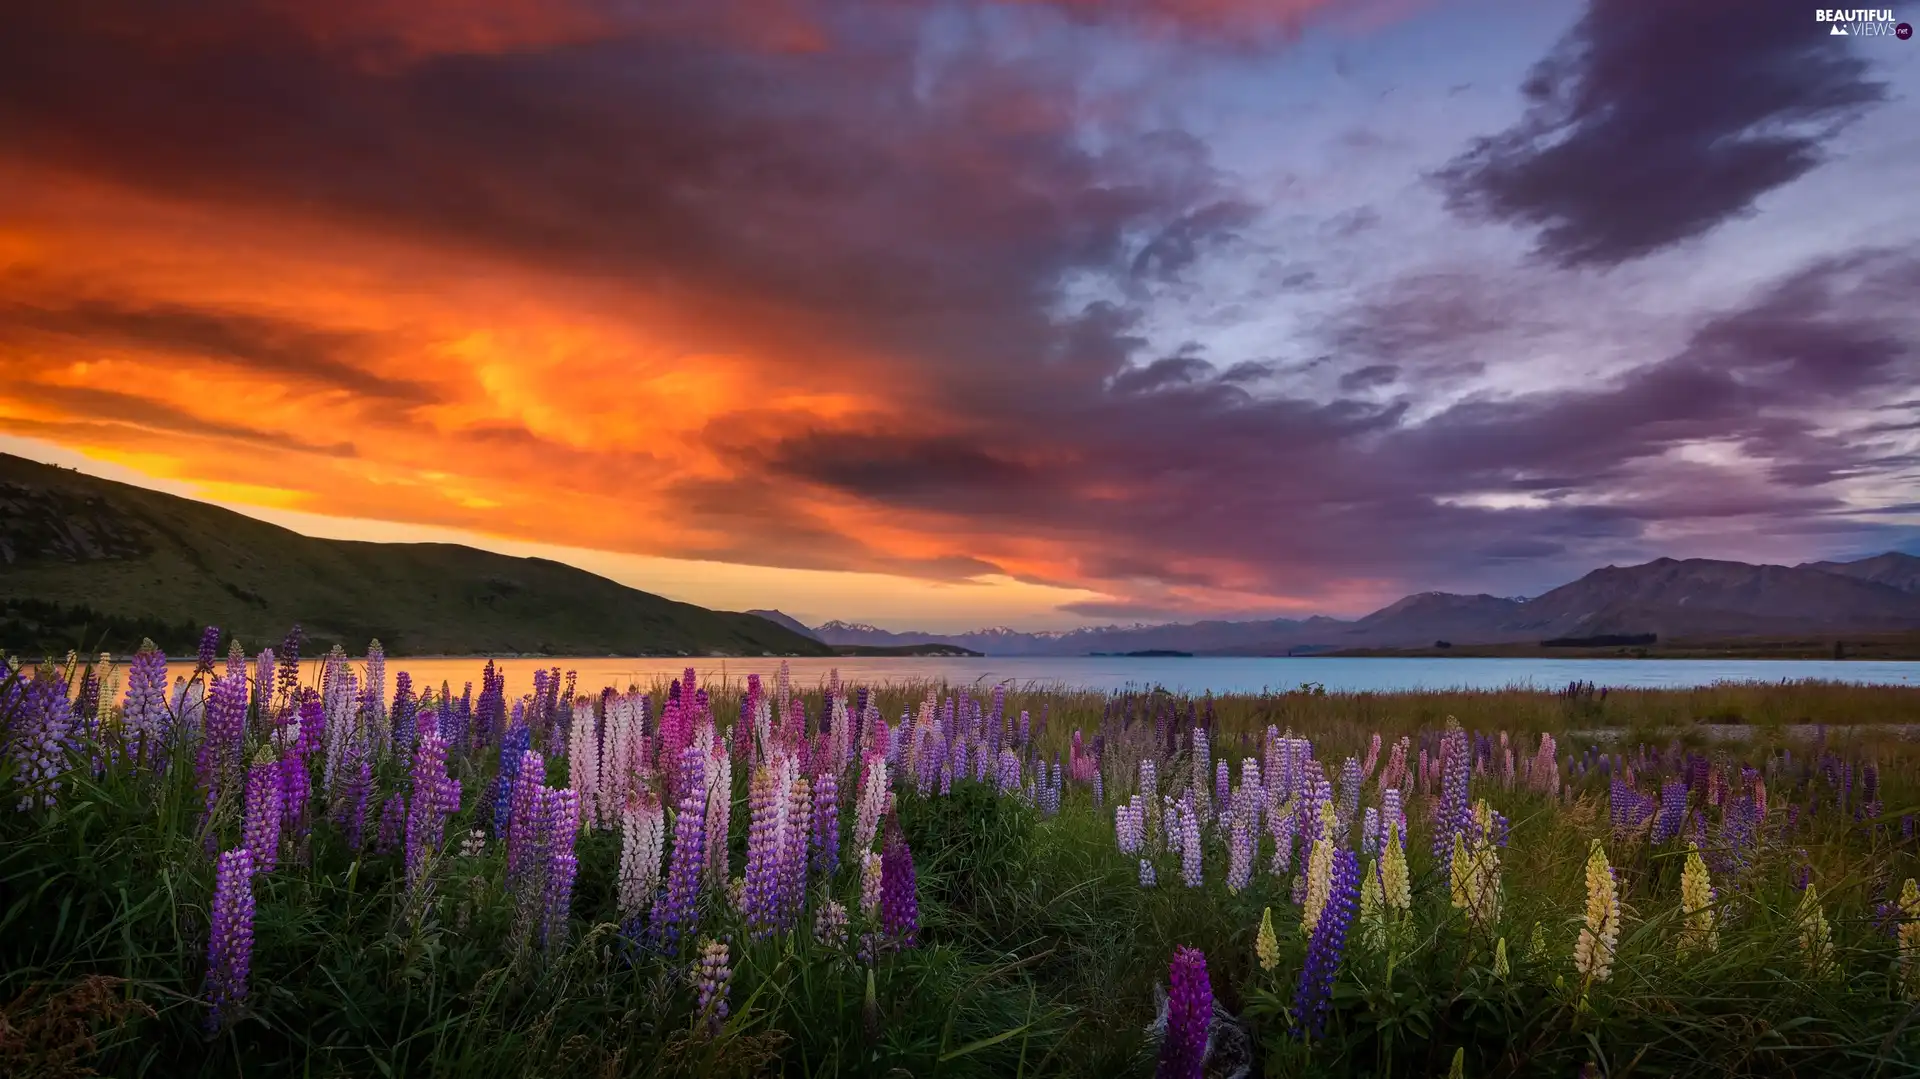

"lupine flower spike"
[1255,907,1279,972]
[1574,840,1619,990]
[1157,947,1211,1079]
[1896,879,1920,999]
[1797,883,1834,979]
[1678,843,1717,954]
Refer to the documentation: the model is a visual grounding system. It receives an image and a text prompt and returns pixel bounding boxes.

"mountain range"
[774,551,1920,656]
[0,453,831,657]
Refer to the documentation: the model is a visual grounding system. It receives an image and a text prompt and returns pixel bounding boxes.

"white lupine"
[569,702,602,829]
[618,796,666,918]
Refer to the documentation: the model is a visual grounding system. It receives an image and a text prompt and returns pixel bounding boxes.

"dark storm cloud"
[0,299,436,403]
[1435,0,1888,267]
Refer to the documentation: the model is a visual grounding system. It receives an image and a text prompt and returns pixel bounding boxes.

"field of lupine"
[4,627,1920,1077]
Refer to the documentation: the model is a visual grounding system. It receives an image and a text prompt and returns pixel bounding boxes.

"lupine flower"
[1653,776,1688,844]
[1158,947,1211,1079]
[10,672,73,810]
[1361,806,1381,855]
[1302,802,1337,936]
[1140,858,1157,887]
[851,757,888,863]
[1493,936,1510,978]
[812,768,841,873]
[377,793,406,854]
[996,747,1022,795]
[653,746,707,951]
[1293,849,1358,1041]
[120,642,171,769]
[742,763,786,938]
[1797,883,1834,978]
[1678,843,1717,954]
[1178,798,1203,888]
[207,847,256,1028]
[404,732,457,899]
[1574,840,1620,986]
[880,821,919,949]
[816,897,850,950]
[543,788,580,947]
[1255,907,1279,972]
[1359,858,1385,952]
[619,793,667,919]
[860,850,884,914]
[1435,724,1471,873]
[1225,806,1254,893]
[692,938,732,1036]
[242,758,283,875]
[1896,878,1920,999]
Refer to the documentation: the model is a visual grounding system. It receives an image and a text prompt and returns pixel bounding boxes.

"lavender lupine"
[391,671,418,759]
[120,642,170,768]
[653,746,708,951]
[1179,799,1204,888]
[377,792,407,854]
[851,756,888,862]
[1434,725,1471,874]
[506,749,547,882]
[10,672,74,810]
[1293,849,1359,1041]
[1226,805,1255,894]
[206,847,256,1029]
[1214,759,1230,819]
[543,788,581,948]
[743,763,786,939]
[1158,947,1211,1079]
[996,747,1022,795]
[1140,858,1157,887]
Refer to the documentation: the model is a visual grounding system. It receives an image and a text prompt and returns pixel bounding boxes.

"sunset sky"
[2,0,1917,632]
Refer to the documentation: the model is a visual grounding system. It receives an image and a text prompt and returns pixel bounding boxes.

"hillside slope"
[0,454,833,658]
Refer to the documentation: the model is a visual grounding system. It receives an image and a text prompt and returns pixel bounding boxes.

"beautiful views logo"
[1815,8,1906,34]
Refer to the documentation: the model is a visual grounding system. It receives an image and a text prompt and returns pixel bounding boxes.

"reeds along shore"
[4,632,1920,1078]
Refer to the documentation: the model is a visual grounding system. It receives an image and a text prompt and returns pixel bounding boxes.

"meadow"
[3,628,1919,1078]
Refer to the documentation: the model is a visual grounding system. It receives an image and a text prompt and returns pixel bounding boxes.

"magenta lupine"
[880,821,919,949]
[120,642,171,768]
[206,847,256,1029]
[242,759,283,875]
[1158,947,1211,1079]
[653,746,708,951]
[692,938,732,1036]
[812,767,841,873]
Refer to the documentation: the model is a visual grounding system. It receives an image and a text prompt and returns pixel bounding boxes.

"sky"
[1,0,1917,633]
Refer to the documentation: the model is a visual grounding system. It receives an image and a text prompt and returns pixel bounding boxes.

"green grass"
[4,663,1920,1077]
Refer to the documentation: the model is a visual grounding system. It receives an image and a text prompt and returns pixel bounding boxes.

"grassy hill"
[0,454,834,658]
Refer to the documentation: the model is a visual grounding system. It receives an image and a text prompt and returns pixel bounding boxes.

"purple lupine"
[339,750,372,852]
[1226,806,1255,893]
[1158,946,1211,1079]
[743,763,784,939]
[653,745,708,951]
[1337,756,1362,839]
[391,671,417,759]
[780,772,812,926]
[197,673,247,818]
[242,759,283,875]
[403,731,456,897]
[1214,760,1230,819]
[506,749,547,881]
[880,820,919,949]
[377,792,407,854]
[281,700,318,853]
[812,767,841,874]
[1293,848,1358,1041]
[194,626,222,675]
[10,672,74,811]
[1178,799,1203,888]
[1653,776,1688,844]
[206,847,256,1029]
[1434,727,1471,873]
[996,747,1022,796]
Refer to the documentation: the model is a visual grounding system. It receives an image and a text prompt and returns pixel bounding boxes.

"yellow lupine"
[1359,858,1385,952]
[1573,840,1619,984]
[1256,907,1280,973]
[1301,802,1337,937]
[1897,879,1920,998]
[1798,884,1834,979]
[1678,844,1717,954]
[1493,937,1510,979]
[1450,832,1472,910]
[1381,819,1411,912]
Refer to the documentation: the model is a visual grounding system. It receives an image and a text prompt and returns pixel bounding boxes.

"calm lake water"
[305,656,1920,697]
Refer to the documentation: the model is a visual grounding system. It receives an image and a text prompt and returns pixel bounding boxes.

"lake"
[305,655,1920,697]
